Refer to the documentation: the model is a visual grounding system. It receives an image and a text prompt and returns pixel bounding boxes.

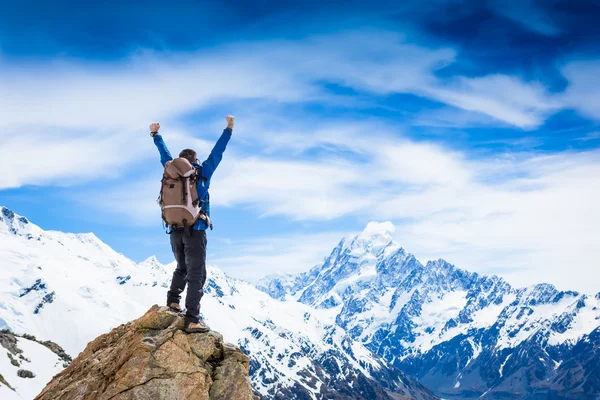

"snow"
[411,291,469,353]
[331,263,378,295]
[471,294,516,329]
[467,338,482,365]
[547,296,600,346]
[497,293,600,350]
[499,353,512,377]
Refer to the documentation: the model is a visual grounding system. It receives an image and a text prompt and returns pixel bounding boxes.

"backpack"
[159,158,210,229]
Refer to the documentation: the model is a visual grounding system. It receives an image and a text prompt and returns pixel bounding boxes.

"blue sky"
[1,0,599,292]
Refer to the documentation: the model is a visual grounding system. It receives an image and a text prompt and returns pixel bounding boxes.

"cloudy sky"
[0,0,598,292]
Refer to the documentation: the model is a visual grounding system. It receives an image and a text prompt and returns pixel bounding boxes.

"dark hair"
[179,149,197,164]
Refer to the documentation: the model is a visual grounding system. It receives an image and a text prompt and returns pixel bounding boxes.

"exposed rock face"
[17,369,35,379]
[35,305,255,400]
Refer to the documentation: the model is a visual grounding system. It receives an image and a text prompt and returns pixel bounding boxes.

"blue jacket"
[154,128,232,230]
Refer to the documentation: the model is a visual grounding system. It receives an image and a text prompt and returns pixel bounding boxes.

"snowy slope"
[0,207,167,356]
[0,207,436,400]
[259,222,600,399]
[0,331,68,400]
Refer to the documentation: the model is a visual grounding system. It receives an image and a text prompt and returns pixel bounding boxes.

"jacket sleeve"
[201,128,232,180]
[153,135,173,167]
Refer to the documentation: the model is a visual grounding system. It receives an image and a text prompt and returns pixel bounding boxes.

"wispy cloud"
[423,75,558,129]
[2,27,599,293]
[574,132,600,142]
[560,60,600,122]
[0,29,578,188]
[487,0,562,36]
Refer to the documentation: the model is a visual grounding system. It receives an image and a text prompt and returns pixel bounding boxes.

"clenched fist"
[150,122,160,133]
[225,115,235,130]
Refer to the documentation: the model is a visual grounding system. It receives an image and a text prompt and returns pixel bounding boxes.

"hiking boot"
[185,321,210,334]
[167,303,183,313]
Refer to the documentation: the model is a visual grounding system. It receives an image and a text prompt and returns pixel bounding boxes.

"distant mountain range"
[0,207,435,400]
[258,222,600,399]
[1,207,598,399]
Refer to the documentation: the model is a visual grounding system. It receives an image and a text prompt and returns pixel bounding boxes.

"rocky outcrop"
[35,305,255,400]
[1,329,72,369]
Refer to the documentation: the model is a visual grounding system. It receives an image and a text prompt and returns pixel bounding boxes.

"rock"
[17,369,36,378]
[0,373,15,391]
[8,354,20,367]
[210,344,253,400]
[35,305,255,400]
[40,340,72,363]
[0,331,23,355]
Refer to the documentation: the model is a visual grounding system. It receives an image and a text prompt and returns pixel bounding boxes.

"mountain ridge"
[258,222,600,399]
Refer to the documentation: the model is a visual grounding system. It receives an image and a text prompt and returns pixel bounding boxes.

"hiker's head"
[179,149,197,164]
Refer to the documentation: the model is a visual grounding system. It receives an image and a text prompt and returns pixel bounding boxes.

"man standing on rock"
[150,116,234,333]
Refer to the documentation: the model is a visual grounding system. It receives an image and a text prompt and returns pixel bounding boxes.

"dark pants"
[167,229,207,324]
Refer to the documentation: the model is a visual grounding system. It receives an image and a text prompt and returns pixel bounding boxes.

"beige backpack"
[159,158,207,229]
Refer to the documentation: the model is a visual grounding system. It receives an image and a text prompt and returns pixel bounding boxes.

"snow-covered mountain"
[258,222,600,399]
[0,207,436,400]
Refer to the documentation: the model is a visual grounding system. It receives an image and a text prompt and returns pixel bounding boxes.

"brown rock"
[34,305,255,400]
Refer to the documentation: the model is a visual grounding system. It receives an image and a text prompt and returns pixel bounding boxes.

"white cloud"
[0,51,314,130]
[377,150,600,293]
[561,60,600,121]
[0,128,148,189]
[0,30,572,190]
[423,75,558,129]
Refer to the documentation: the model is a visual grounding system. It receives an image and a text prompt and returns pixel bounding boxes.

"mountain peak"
[35,305,255,400]
[0,206,41,237]
[143,255,160,264]
[140,255,163,269]
[1,206,25,226]
[345,221,398,256]
[360,221,396,236]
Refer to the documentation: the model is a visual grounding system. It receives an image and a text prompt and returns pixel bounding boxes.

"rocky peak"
[0,206,41,237]
[35,306,256,400]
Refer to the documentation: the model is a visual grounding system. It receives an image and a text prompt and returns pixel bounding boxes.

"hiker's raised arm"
[150,122,173,167]
[200,116,234,180]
